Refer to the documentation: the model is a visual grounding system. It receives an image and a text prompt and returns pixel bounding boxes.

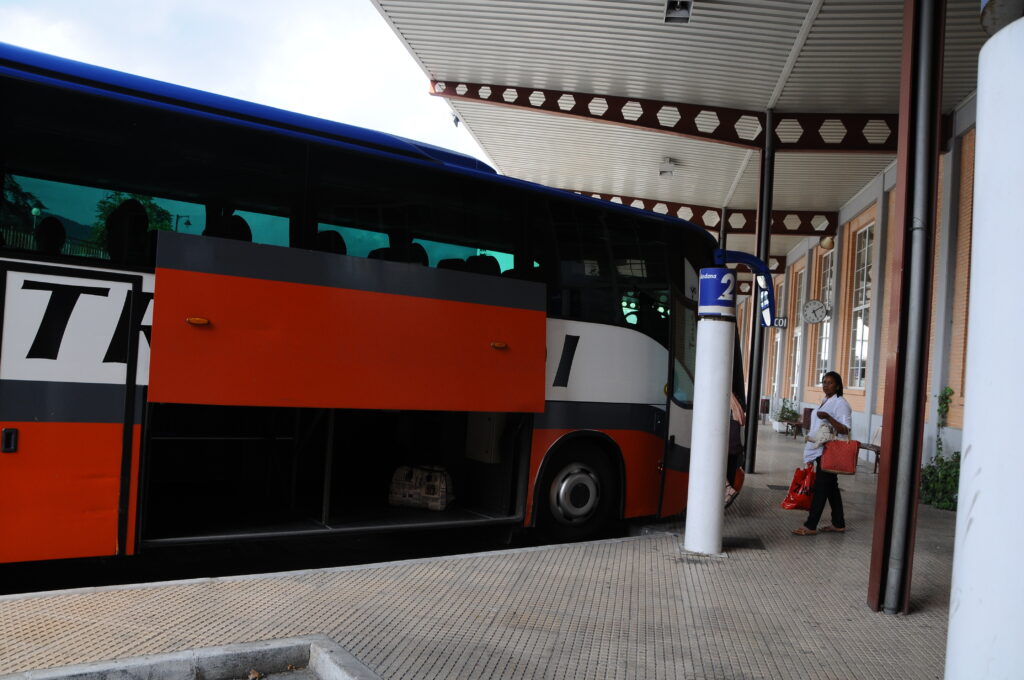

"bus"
[0,42,747,566]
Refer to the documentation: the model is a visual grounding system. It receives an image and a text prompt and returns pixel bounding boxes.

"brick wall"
[875,190,898,412]
[946,129,975,429]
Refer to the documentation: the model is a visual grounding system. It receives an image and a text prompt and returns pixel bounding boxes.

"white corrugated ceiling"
[372,0,987,257]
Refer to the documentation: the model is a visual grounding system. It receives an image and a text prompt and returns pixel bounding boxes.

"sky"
[0,0,489,163]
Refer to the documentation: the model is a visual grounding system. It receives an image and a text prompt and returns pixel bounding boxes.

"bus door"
[658,284,698,517]
[0,260,148,563]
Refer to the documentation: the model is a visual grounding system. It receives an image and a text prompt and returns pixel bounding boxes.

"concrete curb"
[0,636,380,680]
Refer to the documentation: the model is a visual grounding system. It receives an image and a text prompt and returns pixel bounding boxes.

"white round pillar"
[945,14,1024,679]
[684,267,736,556]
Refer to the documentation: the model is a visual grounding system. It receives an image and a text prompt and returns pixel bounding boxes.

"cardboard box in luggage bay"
[388,465,455,511]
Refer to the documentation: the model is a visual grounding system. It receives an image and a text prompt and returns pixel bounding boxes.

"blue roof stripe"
[0,41,488,170]
[0,41,712,241]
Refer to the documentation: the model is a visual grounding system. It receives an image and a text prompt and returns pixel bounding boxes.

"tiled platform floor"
[0,426,954,679]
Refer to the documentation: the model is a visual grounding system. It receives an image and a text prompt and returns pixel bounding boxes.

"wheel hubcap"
[549,463,600,525]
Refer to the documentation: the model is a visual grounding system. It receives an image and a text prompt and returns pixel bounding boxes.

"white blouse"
[803,394,853,464]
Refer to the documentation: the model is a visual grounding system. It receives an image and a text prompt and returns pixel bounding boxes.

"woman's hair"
[823,370,844,397]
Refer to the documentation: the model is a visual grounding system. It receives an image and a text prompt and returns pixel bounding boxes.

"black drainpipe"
[744,109,776,473]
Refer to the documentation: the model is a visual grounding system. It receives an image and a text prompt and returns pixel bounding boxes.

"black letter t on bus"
[22,280,110,360]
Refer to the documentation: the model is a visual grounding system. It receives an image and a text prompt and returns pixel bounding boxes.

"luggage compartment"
[140,404,528,542]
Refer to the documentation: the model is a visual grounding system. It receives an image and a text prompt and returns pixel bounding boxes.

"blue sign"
[698,267,736,318]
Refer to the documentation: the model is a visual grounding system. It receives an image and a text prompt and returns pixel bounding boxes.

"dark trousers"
[804,459,845,530]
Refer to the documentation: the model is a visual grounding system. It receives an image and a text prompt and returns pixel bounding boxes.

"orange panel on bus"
[0,422,122,563]
[150,266,545,412]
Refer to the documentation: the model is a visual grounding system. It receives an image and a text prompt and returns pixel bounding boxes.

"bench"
[860,442,881,474]
[781,418,804,438]
[783,407,814,439]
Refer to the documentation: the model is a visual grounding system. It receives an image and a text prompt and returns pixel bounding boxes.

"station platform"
[0,425,955,679]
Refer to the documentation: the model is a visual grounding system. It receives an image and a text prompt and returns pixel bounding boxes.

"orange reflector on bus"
[185,316,211,326]
[490,341,508,350]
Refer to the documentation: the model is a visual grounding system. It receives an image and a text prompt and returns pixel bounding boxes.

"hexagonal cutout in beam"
[819,120,847,144]
[658,105,681,128]
[622,101,644,121]
[863,119,892,144]
[728,212,747,230]
[694,111,720,134]
[776,119,803,143]
[735,115,762,141]
[588,97,609,117]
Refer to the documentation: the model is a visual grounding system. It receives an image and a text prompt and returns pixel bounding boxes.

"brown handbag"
[821,439,860,475]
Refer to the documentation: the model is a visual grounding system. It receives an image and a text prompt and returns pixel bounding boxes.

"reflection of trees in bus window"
[1,174,207,260]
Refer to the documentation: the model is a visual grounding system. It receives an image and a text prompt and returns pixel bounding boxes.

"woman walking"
[792,371,852,536]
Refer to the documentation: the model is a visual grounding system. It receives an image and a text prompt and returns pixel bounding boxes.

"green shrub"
[921,386,959,511]
[920,450,959,510]
[773,398,799,422]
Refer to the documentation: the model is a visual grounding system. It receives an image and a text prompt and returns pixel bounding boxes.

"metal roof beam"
[563,190,837,237]
[432,80,898,153]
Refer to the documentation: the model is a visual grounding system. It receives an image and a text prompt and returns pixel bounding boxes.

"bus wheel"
[538,445,616,541]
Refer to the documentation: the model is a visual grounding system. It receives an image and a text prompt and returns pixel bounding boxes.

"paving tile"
[0,426,953,679]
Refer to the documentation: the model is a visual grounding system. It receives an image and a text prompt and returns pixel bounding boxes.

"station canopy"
[371,0,986,272]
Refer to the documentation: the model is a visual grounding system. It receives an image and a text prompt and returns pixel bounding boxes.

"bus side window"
[316,224,389,258]
[672,297,698,404]
[609,219,671,346]
[1,174,206,264]
[314,230,347,254]
[551,204,615,324]
[228,211,289,247]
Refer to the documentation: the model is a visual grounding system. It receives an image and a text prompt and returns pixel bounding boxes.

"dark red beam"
[563,190,837,237]
[432,81,898,153]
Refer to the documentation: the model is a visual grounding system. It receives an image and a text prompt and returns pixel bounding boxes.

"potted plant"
[771,398,799,433]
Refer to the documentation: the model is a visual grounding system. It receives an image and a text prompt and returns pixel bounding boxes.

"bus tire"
[537,443,617,542]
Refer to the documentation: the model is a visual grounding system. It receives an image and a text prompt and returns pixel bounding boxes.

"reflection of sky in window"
[318,225,388,257]
[235,210,288,246]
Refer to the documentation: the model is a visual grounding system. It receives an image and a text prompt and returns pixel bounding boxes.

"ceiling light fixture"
[664,0,694,24]
[659,157,679,177]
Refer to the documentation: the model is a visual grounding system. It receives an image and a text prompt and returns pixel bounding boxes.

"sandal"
[820,525,846,533]
[792,527,817,536]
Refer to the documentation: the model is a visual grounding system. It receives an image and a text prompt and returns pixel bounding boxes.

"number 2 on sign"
[718,273,735,302]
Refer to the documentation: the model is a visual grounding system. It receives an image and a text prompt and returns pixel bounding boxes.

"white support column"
[684,268,736,556]
[863,176,887,440]
[945,15,1024,678]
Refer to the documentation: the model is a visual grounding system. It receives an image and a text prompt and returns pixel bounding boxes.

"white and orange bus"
[0,43,747,565]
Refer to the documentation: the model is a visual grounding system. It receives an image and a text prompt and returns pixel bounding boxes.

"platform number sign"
[697,267,736,318]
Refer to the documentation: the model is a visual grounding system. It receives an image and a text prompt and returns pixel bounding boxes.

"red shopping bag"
[821,439,860,475]
[780,464,815,510]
